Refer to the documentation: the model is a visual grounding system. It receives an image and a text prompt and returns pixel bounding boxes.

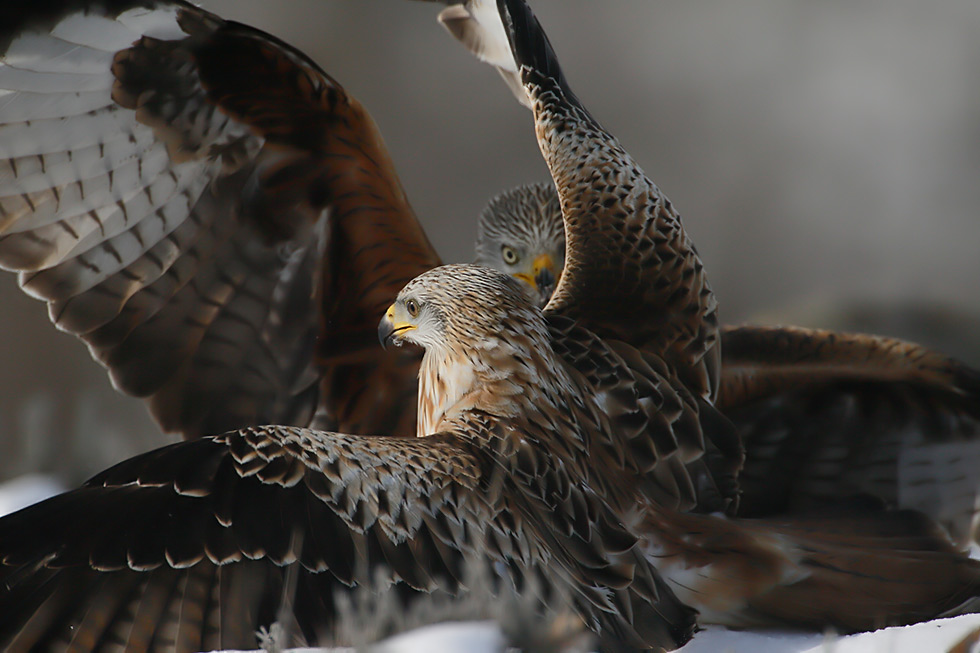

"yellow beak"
[378,303,416,349]
[514,253,556,291]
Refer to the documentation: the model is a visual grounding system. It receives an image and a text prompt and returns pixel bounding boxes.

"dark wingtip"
[496,0,574,101]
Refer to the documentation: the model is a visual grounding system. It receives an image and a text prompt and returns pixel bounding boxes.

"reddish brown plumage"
[497,0,980,631]
[2,0,980,645]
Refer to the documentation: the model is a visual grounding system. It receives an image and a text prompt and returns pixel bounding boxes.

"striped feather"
[0,0,442,440]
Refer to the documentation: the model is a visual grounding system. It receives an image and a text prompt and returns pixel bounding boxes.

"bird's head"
[379,263,555,436]
[379,263,546,354]
[474,182,565,308]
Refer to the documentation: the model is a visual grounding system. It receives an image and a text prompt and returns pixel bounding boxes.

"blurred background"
[1,0,979,484]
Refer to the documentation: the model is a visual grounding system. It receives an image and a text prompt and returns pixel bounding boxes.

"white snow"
[202,615,980,652]
[373,620,506,653]
[681,614,980,652]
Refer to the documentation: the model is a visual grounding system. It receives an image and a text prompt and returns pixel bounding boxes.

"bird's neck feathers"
[417,348,478,437]
[415,327,570,438]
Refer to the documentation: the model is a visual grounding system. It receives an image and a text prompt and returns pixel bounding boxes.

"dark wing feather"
[548,314,741,515]
[719,325,980,544]
[0,417,703,652]
[446,409,699,651]
[646,499,980,632]
[0,1,438,439]
[497,0,720,402]
[493,0,741,514]
[0,427,505,651]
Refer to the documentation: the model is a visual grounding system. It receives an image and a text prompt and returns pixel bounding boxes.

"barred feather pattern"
[0,3,321,436]
[721,325,980,544]
[437,0,980,544]
[495,4,721,404]
[0,428,495,652]
[0,0,441,438]
[493,0,980,632]
[0,265,705,652]
[467,177,980,541]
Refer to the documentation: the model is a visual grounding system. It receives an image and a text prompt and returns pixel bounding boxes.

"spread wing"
[496,0,720,402]
[0,1,438,438]
[0,426,504,651]
[646,498,980,631]
[448,407,703,650]
[492,0,741,514]
[0,418,701,652]
[719,325,980,544]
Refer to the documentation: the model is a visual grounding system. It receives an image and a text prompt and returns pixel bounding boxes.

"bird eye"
[405,299,420,317]
[501,245,519,265]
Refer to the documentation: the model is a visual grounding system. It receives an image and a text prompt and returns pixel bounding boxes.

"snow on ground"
[3,476,979,653]
[681,614,980,652]
[209,616,980,653]
[369,620,506,653]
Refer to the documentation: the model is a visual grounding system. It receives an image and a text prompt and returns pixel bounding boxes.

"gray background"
[2,0,979,483]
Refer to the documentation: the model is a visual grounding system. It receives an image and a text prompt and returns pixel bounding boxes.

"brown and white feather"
[0,0,440,439]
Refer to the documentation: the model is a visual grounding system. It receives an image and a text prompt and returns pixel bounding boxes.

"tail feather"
[646,503,980,632]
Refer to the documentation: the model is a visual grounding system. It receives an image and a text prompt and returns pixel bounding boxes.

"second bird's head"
[474,183,565,308]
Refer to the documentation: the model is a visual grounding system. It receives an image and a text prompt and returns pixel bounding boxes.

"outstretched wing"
[645,498,980,632]
[495,0,720,402]
[490,0,741,515]
[0,426,501,651]
[0,1,438,438]
[719,325,980,544]
[0,418,702,652]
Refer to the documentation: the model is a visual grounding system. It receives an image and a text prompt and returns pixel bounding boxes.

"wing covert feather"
[0,426,499,651]
[720,325,980,544]
[547,315,741,515]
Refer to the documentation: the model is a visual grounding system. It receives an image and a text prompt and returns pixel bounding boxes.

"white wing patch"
[0,3,329,435]
[0,5,221,313]
[49,10,153,51]
[3,33,110,75]
[115,7,192,41]
[437,1,530,108]
[0,88,113,122]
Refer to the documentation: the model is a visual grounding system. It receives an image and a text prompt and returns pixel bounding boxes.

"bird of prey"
[0,3,718,649]
[0,0,737,513]
[487,0,980,630]
[0,0,974,541]
[0,0,978,645]
[0,263,707,652]
[0,0,690,460]
[473,182,563,308]
[450,5,980,544]
[471,181,980,544]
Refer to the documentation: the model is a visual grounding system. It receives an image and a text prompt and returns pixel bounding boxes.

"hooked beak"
[514,254,557,306]
[378,303,415,350]
[534,266,556,299]
[514,253,557,293]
